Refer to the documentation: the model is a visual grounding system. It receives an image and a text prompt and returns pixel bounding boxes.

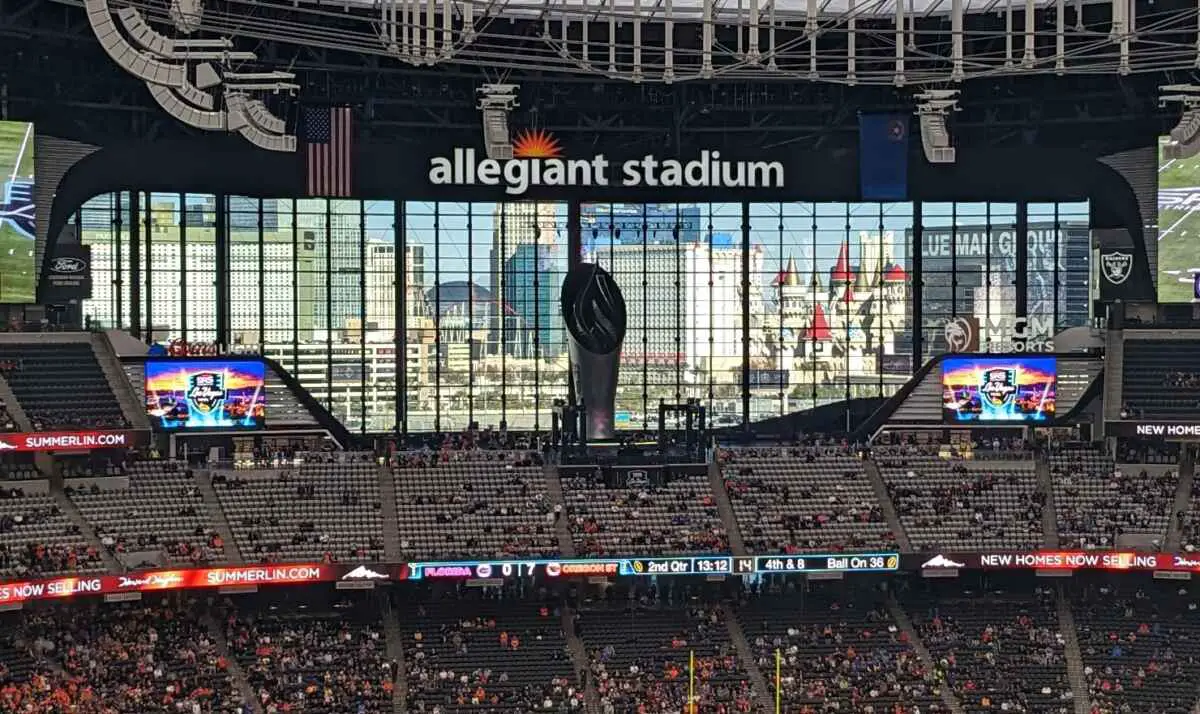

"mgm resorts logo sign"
[428,129,785,196]
[943,315,1054,353]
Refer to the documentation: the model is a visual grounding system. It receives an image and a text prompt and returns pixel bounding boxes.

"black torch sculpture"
[561,262,627,440]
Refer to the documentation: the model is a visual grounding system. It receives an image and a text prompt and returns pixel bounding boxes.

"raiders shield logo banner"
[1101,252,1133,285]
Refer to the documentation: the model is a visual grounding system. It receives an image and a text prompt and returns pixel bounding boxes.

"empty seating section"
[1051,445,1176,549]
[402,596,579,712]
[723,446,894,553]
[904,587,1071,713]
[0,456,40,481]
[878,450,1042,550]
[0,342,127,429]
[582,604,755,711]
[68,460,226,564]
[0,491,101,576]
[11,598,241,712]
[0,394,18,433]
[229,607,392,713]
[563,470,727,555]
[1121,338,1200,418]
[1073,582,1200,714]
[737,591,941,712]
[393,451,557,559]
[216,454,385,563]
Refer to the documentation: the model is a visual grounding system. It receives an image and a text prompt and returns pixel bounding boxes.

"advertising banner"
[42,240,91,302]
[2,550,1200,605]
[0,429,146,452]
[0,563,337,606]
[144,359,266,430]
[1105,421,1200,438]
[908,550,1200,573]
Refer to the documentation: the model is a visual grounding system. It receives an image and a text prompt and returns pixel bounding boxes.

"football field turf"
[1157,146,1200,302]
[0,224,35,303]
[0,121,34,181]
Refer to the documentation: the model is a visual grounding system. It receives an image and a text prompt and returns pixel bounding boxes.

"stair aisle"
[1037,450,1060,548]
[544,462,576,557]
[206,611,264,714]
[52,488,124,573]
[378,464,403,561]
[885,594,965,714]
[382,597,407,714]
[196,468,245,563]
[1167,447,1195,552]
[709,462,748,556]
[563,605,601,714]
[1057,587,1090,714]
[718,602,772,714]
[864,457,913,552]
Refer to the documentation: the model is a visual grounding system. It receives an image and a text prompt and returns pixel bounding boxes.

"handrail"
[852,353,946,441]
[259,355,355,448]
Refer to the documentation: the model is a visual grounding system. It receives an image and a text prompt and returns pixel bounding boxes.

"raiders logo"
[1101,251,1132,285]
[186,372,226,414]
[980,368,1017,407]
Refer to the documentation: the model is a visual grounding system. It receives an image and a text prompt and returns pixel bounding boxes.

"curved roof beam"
[226,93,297,152]
[84,0,184,87]
[147,83,227,129]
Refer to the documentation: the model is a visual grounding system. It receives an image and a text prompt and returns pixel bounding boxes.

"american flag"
[303,105,353,197]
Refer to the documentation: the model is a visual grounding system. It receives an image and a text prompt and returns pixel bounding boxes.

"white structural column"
[847,0,856,82]
[951,0,963,80]
[1022,0,1035,67]
[1055,0,1065,73]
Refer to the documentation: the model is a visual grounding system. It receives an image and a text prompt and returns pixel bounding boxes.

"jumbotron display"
[0,120,35,303]
[942,356,1056,423]
[145,359,266,429]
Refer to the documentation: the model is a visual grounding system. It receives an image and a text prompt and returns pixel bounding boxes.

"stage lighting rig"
[915,89,960,164]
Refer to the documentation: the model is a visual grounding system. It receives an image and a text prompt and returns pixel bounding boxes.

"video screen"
[942,356,1056,423]
[144,359,266,429]
[0,121,35,303]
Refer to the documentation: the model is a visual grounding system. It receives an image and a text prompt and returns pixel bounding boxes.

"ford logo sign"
[51,257,86,274]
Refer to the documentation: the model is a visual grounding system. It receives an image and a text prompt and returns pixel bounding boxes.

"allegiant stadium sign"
[428,148,785,196]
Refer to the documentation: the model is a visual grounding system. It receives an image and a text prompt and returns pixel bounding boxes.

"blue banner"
[859,114,909,201]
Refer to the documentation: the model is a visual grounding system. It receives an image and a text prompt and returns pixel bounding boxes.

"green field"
[1157,137,1200,302]
[0,120,34,304]
[0,121,33,182]
[0,224,34,303]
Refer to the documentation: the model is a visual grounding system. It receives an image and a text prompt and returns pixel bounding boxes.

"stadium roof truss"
[73,0,1200,86]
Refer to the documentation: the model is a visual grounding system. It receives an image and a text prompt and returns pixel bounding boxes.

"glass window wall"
[73,195,1093,433]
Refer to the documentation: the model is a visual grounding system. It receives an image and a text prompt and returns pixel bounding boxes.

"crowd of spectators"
[904,585,1073,713]
[67,459,227,565]
[739,586,943,713]
[403,590,580,712]
[1073,583,1200,714]
[394,449,558,559]
[722,445,895,553]
[877,448,1044,551]
[564,471,728,556]
[0,597,244,713]
[582,593,756,714]
[0,490,102,576]
[216,453,386,564]
[1051,445,1177,550]
[228,602,394,713]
